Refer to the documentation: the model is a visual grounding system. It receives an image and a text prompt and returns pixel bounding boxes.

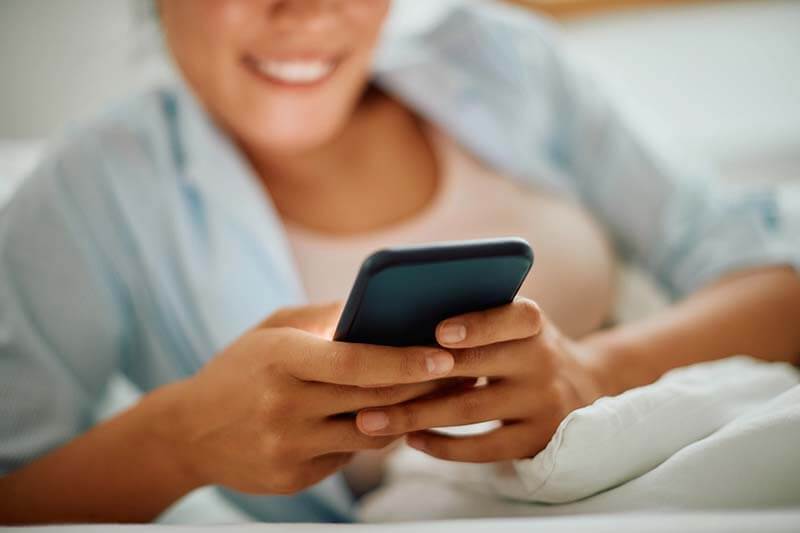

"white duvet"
[360,356,800,522]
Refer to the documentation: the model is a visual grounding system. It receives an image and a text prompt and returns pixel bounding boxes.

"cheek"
[346,0,392,53]
[164,1,256,110]
[347,0,392,27]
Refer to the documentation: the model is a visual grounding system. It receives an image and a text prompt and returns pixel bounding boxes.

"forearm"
[0,380,200,525]
[584,266,800,397]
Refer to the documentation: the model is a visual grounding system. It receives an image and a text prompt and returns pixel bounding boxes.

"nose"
[268,0,337,33]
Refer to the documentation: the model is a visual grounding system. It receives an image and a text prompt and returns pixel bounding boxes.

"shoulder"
[27,86,181,199]
[451,1,562,39]
[3,85,185,237]
[0,85,192,284]
[377,2,578,190]
[429,2,566,73]
[378,1,567,79]
[379,0,577,105]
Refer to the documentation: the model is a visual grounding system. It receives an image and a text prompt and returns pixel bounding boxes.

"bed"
[7,512,800,533]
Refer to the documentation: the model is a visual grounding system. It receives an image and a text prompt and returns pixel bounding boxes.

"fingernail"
[426,352,454,376]
[360,411,389,433]
[439,322,467,344]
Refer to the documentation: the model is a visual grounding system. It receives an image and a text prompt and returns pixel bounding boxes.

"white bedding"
[5,512,800,533]
[147,358,800,529]
[359,357,800,523]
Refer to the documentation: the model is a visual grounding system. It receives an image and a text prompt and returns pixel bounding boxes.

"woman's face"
[160,0,391,154]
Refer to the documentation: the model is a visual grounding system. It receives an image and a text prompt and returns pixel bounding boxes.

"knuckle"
[257,329,296,372]
[459,392,484,422]
[261,327,292,352]
[258,392,281,419]
[517,299,543,331]
[262,430,295,463]
[330,383,352,398]
[474,313,497,341]
[262,359,284,380]
[401,351,424,380]
[259,387,295,420]
[460,345,488,370]
[370,385,402,404]
[396,405,419,432]
[271,393,296,416]
[333,347,364,380]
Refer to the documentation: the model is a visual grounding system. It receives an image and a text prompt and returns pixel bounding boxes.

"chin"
[241,118,345,155]
[228,93,352,153]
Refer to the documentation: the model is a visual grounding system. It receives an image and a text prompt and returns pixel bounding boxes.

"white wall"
[565,0,800,182]
[0,0,168,139]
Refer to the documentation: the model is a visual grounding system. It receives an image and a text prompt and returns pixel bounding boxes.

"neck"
[243,88,439,235]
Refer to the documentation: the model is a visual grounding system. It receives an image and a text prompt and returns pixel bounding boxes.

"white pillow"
[493,356,800,503]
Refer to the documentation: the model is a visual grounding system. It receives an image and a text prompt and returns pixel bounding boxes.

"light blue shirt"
[1,1,797,523]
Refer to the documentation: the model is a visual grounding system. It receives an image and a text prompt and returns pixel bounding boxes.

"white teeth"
[255,59,335,84]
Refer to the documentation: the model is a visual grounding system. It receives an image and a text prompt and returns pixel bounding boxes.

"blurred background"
[1,0,798,196]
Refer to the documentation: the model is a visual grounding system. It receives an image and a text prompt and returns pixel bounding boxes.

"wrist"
[578,328,653,398]
[137,379,207,495]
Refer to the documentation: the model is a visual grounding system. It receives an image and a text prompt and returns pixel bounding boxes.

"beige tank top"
[284,128,616,338]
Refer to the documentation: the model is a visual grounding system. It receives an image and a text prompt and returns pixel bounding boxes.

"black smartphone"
[333,237,534,347]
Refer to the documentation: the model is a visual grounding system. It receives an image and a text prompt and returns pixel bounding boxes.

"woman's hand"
[354,298,608,463]
[161,304,456,494]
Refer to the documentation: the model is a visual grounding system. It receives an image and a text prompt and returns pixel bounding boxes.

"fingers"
[437,297,543,348]
[313,419,399,454]
[356,383,522,436]
[308,380,448,415]
[449,339,532,378]
[406,423,547,463]
[284,331,455,386]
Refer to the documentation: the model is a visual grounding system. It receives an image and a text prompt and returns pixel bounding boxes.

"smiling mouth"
[243,55,341,88]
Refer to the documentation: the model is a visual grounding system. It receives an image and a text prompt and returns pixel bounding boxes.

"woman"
[1,0,798,525]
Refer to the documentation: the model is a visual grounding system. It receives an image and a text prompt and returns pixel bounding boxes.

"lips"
[243,54,340,87]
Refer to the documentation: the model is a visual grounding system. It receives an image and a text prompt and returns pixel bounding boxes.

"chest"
[284,133,616,337]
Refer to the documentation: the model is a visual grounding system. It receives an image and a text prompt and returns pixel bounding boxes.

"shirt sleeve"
[0,153,129,474]
[545,48,800,299]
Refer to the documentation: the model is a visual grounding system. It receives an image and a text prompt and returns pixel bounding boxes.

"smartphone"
[333,237,534,347]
